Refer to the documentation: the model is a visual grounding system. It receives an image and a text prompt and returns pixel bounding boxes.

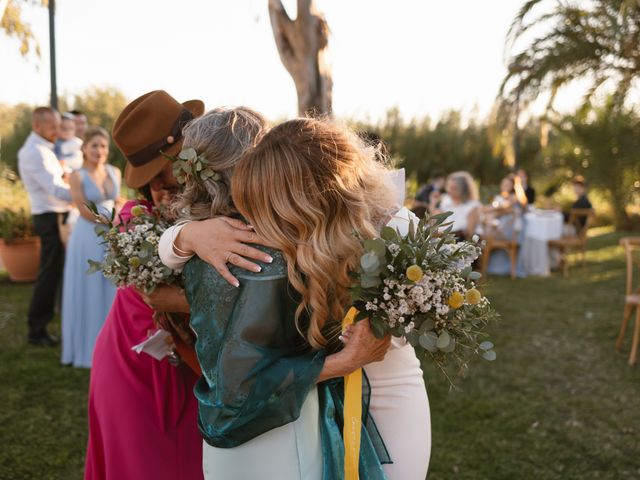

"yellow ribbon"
[342,307,361,480]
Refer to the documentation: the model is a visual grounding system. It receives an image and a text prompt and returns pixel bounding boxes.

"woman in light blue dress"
[61,127,121,368]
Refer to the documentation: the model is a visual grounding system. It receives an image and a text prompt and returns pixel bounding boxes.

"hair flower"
[161,147,221,184]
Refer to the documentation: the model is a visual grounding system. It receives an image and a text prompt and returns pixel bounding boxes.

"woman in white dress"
[162,108,394,479]
[160,118,431,479]
[431,171,481,240]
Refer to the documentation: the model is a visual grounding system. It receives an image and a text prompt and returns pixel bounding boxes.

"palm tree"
[500,0,640,112]
[498,0,640,228]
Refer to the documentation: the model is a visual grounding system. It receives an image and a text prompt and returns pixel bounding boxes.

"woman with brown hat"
[84,91,211,480]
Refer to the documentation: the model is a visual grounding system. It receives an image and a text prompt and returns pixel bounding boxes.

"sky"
[0,0,579,121]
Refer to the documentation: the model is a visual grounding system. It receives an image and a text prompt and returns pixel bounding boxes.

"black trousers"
[27,212,67,338]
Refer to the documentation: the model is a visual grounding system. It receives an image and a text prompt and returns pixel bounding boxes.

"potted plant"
[0,163,41,282]
[0,208,41,282]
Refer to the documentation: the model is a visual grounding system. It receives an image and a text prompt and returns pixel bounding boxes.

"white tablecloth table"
[519,210,564,276]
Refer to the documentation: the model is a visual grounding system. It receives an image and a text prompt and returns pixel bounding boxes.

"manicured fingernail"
[254,265,262,272]
[339,335,345,343]
[233,280,240,287]
[265,256,273,263]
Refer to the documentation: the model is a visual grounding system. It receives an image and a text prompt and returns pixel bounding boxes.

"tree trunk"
[609,183,632,230]
[268,0,332,117]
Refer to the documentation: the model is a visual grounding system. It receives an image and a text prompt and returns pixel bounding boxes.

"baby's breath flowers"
[351,212,499,383]
[87,202,181,294]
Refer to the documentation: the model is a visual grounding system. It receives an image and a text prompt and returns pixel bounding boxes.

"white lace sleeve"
[158,222,194,271]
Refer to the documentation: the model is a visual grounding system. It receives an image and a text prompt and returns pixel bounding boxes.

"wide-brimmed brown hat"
[113,90,204,188]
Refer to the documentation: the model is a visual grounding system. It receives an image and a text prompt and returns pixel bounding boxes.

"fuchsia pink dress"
[84,201,203,480]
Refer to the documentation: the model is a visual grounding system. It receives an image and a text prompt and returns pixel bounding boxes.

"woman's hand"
[176,217,274,287]
[316,320,391,383]
[340,320,391,365]
[137,284,190,314]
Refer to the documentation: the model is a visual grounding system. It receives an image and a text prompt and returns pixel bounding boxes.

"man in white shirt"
[18,107,72,346]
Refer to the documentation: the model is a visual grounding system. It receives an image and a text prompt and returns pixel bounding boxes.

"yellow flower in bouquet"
[448,291,465,309]
[406,265,424,282]
[465,288,482,305]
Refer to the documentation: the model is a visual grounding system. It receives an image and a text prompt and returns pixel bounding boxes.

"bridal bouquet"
[350,212,499,381]
[87,203,180,294]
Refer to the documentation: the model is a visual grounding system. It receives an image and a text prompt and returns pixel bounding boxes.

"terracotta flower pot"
[0,237,41,282]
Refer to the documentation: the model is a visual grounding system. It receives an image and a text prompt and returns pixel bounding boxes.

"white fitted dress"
[159,207,431,480]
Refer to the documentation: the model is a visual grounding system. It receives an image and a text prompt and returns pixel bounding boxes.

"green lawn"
[1,228,639,479]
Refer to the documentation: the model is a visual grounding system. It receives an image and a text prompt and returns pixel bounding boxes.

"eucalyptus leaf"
[418,318,435,334]
[436,330,451,349]
[380,226,399,242]
[138,241,155,257]
[406,330,420,347]
[364,238,386,257]
[360,251,381,273]
[440,337,456,353]
[479,341,494,350]
[361,273,381,288]
[419,331,438,352]
[482,350,497,361]
[469,271,482,281]
[179,147,197,160]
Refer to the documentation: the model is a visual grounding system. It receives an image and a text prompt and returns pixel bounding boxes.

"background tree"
[268,0,332,116]
[548,98,640,229]
[500,0,640,114]
[351,108,542,196]
[1,0,46,57]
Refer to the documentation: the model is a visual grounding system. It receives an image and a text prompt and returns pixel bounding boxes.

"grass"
[1,228,639,479]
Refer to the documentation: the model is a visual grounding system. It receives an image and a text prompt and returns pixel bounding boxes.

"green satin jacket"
[184,247,389,479]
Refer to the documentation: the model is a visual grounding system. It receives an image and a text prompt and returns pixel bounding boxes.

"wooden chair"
[616,237,640,366]
[548,208,594,278]
[480,207,520,280]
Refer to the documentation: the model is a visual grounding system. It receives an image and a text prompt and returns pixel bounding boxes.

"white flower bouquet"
[87,203,180,294]
[350,212,499,382]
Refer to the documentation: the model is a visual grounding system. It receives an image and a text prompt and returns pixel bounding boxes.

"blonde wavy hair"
[232,118,399,349]
[172,106,267,220]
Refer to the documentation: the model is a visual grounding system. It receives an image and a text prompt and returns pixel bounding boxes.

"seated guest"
[431,171,481,240]
[565,175,592,229]
[571,175,592,210]
[414,169,446,213]
[491,175,517,209]
[515,167,536,205]
[55,113,84,172]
